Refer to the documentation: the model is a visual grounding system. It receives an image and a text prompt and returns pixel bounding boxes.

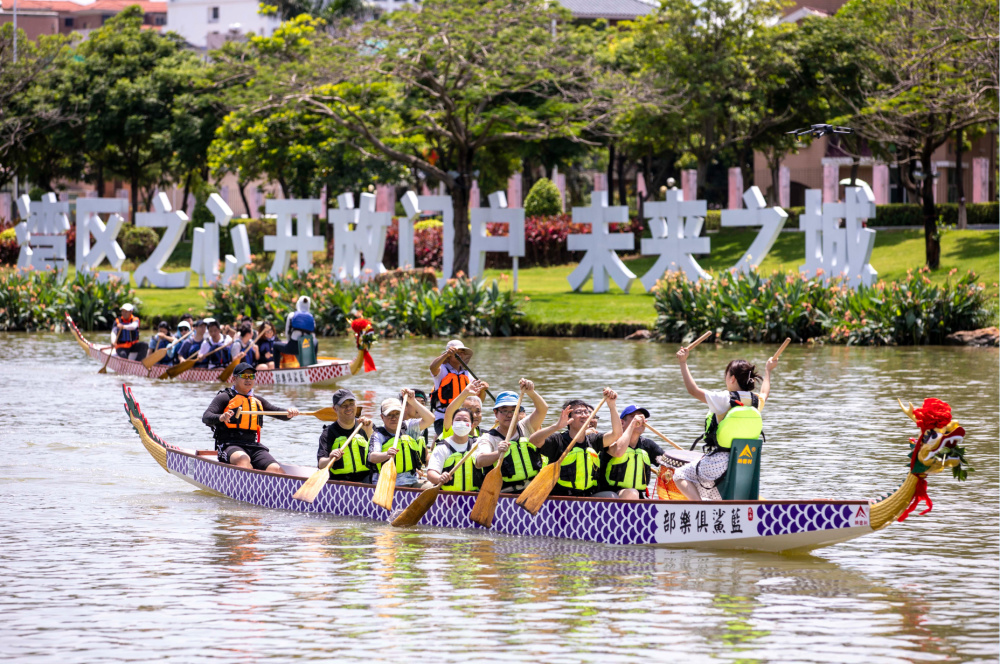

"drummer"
[201,362,299,473]
[593,405,666,499]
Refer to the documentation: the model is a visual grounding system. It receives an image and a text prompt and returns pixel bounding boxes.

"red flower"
[351,318,371,334]
[914,398,951,431]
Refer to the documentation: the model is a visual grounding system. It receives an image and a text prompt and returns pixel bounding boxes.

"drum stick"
[645,423,683,451]
[685,331,712,351]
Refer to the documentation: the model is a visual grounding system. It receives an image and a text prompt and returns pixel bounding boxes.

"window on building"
[946,167,958,203]
[154,15,165,25]
[64,17,74,27]
[208,6,220,22]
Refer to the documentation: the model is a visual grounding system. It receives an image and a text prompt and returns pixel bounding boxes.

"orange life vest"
[431,370,470,414]
[225,393,263,431]
[114,315,141,349]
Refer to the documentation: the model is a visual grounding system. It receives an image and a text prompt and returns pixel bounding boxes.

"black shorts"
[219,444,278,470]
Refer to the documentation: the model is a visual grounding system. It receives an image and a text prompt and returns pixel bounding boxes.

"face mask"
[452,421,473,437]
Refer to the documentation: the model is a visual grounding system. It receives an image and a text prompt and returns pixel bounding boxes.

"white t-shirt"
[473,420,534,464]
[369,418,425,485]
[432,366,472,420]
[428,437,471,474]
[704,390,759,420]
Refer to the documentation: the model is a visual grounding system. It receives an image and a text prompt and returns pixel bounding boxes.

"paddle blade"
[218,356,240,383]
[311,407,340,422]
[391,486,441,527]
[372,462,397,511]
[141,348,167,369]
[162,356,197,380]
[514,463,559,516]
[292,466,332,504]
[469,466,503,528]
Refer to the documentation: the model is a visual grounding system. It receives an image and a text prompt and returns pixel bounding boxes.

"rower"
[148,321,175,363]
[473,379,549,494]
[167,320,192,363]
[111,304,148,361]
[230,324,257,367]
[428,340,473,436]
[201,362,300,473]
[196,318,232,369]
[593,405,665,500]
[368,389,436,488]
[673,350,778,500]
[176,319,206,363]
[528,388,622,498]
[440,378,487,440]
[317,388,373,484]
[256,322,277,370]
[427,408,481,491]
[400,388,432,451]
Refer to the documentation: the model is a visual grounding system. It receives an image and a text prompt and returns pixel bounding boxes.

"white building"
[166,0,280,48]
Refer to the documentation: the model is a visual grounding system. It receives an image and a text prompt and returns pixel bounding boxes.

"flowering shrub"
[382,220,444,269]
[652,267,990,346]
[208,268,524,338]
[0,269,136,331]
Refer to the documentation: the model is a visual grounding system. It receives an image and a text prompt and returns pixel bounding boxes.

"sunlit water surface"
[1,333,997,663]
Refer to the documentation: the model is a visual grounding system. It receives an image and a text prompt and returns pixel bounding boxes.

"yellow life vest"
[603,446,651,491]
[704,392,763,449]
[556,445,599,493]
[327,428,369,477]
[495,433,547,489]
[438,441,481,492]
[375,431,424,474]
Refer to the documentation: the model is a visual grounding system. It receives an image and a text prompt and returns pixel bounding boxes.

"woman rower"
[673,349,779,500]
[440,378,488,440]
[427,408,481,491]
[256,322,277,370]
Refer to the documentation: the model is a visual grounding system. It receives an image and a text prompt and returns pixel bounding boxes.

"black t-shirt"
[317,421,370,483]
[596,436,665,495]
[540,429,605,497]
[201,389,288,451]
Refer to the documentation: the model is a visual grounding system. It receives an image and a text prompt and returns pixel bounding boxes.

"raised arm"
[402,388,435,430]
[760,355,779,406]
[529,404,571,447]
[429,347,453,378]
[443,379,487,432]
[601,387,623,446]
[608,414,643,458]
[520,378,548,432]
[676,347,708,404]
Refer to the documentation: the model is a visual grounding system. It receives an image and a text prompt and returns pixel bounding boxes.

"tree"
[271,0,622,270]
[839,0,998,268]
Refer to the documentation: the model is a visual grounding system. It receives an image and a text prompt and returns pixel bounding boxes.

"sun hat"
[178,321,192,330]
[380,398,403,415]
[446,339,473,358]
[204,317,219,327]
[120,303,134,312]
[492,391,521,410]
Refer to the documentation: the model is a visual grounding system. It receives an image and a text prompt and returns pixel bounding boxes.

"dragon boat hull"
[124,386,877,553]
[68,315,350,386]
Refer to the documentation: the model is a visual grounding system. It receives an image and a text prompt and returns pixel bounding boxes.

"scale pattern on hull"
[754,503,852,537]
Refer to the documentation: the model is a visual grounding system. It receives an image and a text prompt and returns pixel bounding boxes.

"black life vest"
[199,336,232,367]
[114,316,140,348]
[431,370,470,414]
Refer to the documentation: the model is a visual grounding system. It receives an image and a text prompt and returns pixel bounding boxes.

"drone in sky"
[787,124,855,138]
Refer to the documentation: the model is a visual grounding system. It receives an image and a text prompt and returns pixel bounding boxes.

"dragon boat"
[122,386,970,553]
[67,315,352,386]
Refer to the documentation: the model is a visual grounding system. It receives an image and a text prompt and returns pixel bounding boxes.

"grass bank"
[114,228,997,333]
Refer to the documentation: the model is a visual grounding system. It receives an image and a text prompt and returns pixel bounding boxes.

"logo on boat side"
[853,505,869,526]
[737,445,756,464]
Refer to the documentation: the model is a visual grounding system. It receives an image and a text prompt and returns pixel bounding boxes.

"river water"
[1,332,997,663]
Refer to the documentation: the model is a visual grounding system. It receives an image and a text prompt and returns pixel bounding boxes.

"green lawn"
[118,228,998,327]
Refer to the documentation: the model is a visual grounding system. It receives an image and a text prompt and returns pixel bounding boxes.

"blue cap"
[620,404,650,420]
[493,391,521,409]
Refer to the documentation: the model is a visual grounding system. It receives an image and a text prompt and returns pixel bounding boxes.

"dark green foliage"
[0,269,137,331]
[524,178,563,217]
[119,226,160,262]
[207,269,524,338]
[652,267,989,346]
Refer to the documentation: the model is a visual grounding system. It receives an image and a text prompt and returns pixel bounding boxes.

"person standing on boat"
[196,319,232,369]
[528,388,623,498]
[427,408,481,491]
[473,379,549,494]
[429,340,474,436]
[673,351,778,501]
[202,362,300,474]
[593,405,665,500]
[317,388,373,484]
[111,304,148,361]
[274,296,317,364]
[368,390,436,488]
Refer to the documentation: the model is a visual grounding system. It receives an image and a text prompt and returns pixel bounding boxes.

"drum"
[660,449,704,468]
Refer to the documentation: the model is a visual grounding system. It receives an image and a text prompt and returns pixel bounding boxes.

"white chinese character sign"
[639,189,710,290]
[16,193,71,280]
[134,192,190,289]
[191,193,251,286]
[720,186,787,274]
[263,198,324,279]
[75,197,129,283]
[799,187,877,287]
[469,191,525,287]
[329,192,392,282]
[567,191,636,293]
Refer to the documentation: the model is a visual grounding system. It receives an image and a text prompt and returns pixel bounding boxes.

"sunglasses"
[237,373,256,380]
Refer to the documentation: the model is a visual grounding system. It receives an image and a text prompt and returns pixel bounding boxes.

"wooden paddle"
[142,331,191,370]
[686,331,713,351]
[644,422,683,451]
[219,327,263,383]
[515,395,608,516]
[99,330,118,374]
[244,407,340,422]
[391,439,485,528]
[373,393,408,511]
[469,390,524,528]
[159,339,230,380]
[292,421,366,503]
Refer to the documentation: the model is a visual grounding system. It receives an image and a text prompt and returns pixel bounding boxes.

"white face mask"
[452,421,473,437]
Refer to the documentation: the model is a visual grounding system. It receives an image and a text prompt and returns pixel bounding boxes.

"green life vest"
[438,441,482,492]
[326,427,369,477]
[374,429,424,474]
[556,445,599,493]
[704,392,763,450]
[488,429,547,490]
[603,446,651,491]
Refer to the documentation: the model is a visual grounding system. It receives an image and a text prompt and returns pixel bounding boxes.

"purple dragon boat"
[123,386,970,553]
